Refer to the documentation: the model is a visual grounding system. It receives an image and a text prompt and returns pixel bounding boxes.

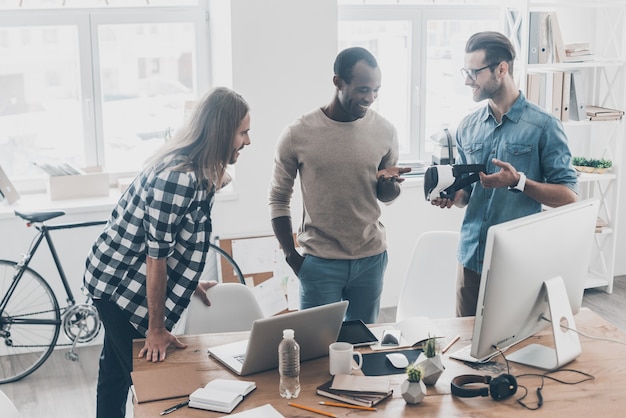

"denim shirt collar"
[483,91,526,124]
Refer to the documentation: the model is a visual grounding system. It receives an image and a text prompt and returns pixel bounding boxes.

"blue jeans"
[298,251,387,324]
[93,298,144,418]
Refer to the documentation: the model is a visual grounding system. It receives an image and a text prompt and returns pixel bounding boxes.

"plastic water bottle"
[278,328,301,398]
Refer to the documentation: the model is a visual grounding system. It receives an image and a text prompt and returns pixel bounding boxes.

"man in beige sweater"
[269,47,410,323]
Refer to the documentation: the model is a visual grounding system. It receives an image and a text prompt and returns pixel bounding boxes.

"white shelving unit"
[503,0,626,293]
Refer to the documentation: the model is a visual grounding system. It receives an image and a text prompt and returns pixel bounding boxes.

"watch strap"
[509,172,526,193]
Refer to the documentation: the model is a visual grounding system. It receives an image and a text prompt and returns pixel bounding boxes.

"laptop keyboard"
[234,353,246,364]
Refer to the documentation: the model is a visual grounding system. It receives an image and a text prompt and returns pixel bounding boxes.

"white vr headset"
[424,164,486,201]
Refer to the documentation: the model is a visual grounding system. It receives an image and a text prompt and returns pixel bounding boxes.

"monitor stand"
[506,276,581,370]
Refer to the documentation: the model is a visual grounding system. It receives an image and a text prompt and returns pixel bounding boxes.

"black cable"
[515,369,595,410]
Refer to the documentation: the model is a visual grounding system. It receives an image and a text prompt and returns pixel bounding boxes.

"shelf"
[528,59,624,72]
[507,0,624,294]
[576,173,617,182]
[585,275,610,290]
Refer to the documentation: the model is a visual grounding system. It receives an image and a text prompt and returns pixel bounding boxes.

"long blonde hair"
[145,87,249,190]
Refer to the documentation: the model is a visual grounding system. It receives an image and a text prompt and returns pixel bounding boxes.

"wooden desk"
[132,308,626,417]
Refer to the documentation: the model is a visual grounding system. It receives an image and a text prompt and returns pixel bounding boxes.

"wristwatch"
[509,172,526,193]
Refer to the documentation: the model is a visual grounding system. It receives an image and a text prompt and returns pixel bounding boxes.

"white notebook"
[188,379,256,413]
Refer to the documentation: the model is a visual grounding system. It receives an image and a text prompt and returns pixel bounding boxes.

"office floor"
[3,276,626,418]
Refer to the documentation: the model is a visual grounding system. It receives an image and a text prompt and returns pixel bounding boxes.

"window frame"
[338,4,501,162]
[0,5,211,191]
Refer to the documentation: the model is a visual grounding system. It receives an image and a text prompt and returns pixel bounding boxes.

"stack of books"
[564,42,594,62]
[586,105,624,121]
[316,375,392,408]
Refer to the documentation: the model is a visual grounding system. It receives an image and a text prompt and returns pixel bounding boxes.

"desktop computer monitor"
[470,199,600,370]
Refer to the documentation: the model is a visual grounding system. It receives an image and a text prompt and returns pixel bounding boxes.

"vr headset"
[424,164,486,201]
[425,127,485,201]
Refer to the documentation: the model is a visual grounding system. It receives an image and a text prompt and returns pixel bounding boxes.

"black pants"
[92,298,144,418]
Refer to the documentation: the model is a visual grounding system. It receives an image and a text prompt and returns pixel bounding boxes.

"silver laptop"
[208,300,348,376]
[0,165,20,204]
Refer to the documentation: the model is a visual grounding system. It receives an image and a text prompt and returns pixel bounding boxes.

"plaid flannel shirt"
[83,163,214,335]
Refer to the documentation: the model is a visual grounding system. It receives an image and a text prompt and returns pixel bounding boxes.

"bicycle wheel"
[0,260,61,384]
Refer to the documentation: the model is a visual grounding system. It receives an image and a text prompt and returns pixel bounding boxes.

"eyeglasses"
[460,63,498,81]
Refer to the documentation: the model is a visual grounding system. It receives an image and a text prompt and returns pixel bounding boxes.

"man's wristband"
[508,172,526,193]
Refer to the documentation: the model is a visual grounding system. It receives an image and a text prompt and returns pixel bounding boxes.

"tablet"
[336,319,379,347]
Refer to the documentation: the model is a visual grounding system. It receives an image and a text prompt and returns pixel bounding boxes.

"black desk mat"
[360,348,423,376]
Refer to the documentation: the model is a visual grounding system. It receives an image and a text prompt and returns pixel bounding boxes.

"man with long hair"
[83,87,251,418]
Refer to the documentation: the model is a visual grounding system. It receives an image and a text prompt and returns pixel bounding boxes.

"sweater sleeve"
[269,126,298,220]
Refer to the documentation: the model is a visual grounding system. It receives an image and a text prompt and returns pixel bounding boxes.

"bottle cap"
[283,329,295,338]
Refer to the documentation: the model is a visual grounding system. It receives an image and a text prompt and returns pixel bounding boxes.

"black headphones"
[451,374,518,401]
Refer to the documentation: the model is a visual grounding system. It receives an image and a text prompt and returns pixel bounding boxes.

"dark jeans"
[456,265,481,317]
[92,298,144,418]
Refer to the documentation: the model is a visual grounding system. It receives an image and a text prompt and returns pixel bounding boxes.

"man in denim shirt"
[431,31,578,316]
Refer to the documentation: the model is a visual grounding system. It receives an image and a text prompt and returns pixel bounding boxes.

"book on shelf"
[316,375,393,408]
[188,379,256,413]
[596,217,609,233]
[565,42,590,53]
[586,105,624,117]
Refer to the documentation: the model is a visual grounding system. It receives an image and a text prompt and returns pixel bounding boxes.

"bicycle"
[0,209,244,384]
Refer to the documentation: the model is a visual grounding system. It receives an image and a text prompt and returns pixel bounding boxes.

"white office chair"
[184,282,264,334]
[0,390,20,418]
[395,231,460,322]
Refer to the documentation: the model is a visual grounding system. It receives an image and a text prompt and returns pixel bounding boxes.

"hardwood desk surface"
[132,308,626,417]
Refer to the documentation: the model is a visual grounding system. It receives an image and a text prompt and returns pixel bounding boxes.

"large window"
[0,2,209,189]
[339,3,500,162]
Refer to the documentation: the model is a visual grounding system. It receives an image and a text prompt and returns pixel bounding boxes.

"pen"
[319,401,377,411]
[442,334,461,354]
[160,400,189,415]
[288,402,337,417]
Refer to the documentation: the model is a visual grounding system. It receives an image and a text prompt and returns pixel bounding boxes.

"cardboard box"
[46,167,110,201]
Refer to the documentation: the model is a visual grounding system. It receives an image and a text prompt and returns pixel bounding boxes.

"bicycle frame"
[0,220,106,317]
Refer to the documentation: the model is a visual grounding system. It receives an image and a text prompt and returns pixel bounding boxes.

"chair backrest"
[0,390,20,418]
[396,231,460,322]
[184,283,264,334]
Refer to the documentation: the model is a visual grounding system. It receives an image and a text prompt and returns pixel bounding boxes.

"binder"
[529,12,551,64]
[561,71,571,122]
[525,73,542,106]
[569,71,587,121]
[548,71,564,118]
[549,12,567,63]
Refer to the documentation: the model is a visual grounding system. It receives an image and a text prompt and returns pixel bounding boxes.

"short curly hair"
[333,47,378,84]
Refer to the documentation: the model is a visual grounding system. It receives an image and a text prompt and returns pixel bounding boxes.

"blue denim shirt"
[456,92,579,273]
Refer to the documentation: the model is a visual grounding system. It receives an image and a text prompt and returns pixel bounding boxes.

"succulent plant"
[405,363,422,383]
[572,156,613,168]
[424,335,438,358]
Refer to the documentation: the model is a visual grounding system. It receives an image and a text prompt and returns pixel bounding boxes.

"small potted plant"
[414,335,444,386]
[572,156,613,174]
[401,363,426,404]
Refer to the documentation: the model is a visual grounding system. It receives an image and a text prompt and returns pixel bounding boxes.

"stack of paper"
[189,379,256,413]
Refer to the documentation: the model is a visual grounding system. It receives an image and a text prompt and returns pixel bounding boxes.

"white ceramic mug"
[329,342,363,375]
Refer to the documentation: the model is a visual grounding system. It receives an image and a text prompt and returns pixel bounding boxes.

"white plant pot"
[401,379,426,404]
[414,353,444,386]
